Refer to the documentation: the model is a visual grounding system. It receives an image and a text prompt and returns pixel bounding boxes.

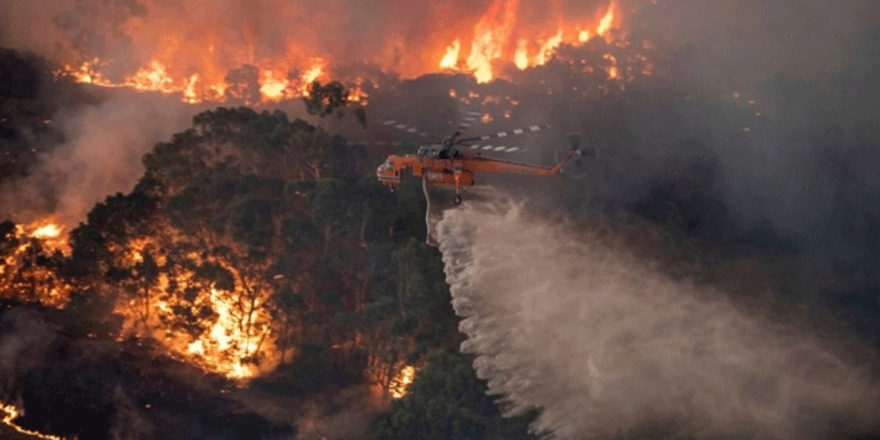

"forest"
[0,23,879,440]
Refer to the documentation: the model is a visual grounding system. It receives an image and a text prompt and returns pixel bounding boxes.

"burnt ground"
[0,301,295,440]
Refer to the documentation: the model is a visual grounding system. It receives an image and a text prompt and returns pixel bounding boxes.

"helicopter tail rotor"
[566,132,597,159]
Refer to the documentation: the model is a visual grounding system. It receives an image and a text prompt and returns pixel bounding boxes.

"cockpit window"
[377,160,393,173]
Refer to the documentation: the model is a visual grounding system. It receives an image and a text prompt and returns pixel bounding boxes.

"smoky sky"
[630,0,880,87]
[2,0,873,80]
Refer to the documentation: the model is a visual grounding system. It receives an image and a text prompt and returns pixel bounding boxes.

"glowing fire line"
[52,0,626,97]
[2,404,66,440]
[58,58,343,105]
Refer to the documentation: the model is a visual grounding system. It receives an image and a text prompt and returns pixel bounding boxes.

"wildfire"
[1,403,66,440]
[596,1,616,37]
[514,39,529,69]
[23,219,68,254]
[439,40,462,69]
[48,0,629,99]
[59,56,334,105]
[436,0,622,82]
[29,224,61,241]
[259,71,288,102]
[118,266,279,380]
[0,219,70,307]
[182,287,275,379]
[389,365,416,399]
[536,28,564,65]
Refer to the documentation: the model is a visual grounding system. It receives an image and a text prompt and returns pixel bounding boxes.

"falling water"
[436,195,880,440]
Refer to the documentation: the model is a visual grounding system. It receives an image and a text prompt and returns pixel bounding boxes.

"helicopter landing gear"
[453,195,462,205]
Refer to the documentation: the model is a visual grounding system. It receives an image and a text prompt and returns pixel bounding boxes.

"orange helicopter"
[375,121,583,205]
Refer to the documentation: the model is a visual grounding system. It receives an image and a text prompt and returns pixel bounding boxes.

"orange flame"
[389,365,416,399]
[597,1,616,38]
[181,287,276,379]
[439,40,461,69]
[436,0,623,82]
[23,219,67,254]
[536,28,564,65]
[260,70,290,102]
[2,403,66,440]
[52,0,628,98]
[29,224,62,240]
[514,39,529,70]
[604,53,620,79]
[578,29,591,42]
[465,0,520,83]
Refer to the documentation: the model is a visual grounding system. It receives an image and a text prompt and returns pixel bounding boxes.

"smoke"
[437,195,880,439]
[0,92,193,228]
[630,0,880,87]
[0,306,294,439]
[292,386,384,440]
[0,0,630,79]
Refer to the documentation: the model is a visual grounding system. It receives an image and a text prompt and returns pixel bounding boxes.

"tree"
[371,350,538,440]
[303,80,350,118]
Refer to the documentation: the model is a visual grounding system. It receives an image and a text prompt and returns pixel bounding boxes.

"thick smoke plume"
[0,0,619,79]
[0,93,192,228]
[437,195,880,439]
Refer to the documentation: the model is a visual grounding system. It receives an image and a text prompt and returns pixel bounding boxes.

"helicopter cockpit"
[376,158,393,173]
[417,145,463,159]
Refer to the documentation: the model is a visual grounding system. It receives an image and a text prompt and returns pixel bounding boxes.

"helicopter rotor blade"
[457,123,550,144]
[350,140,424,149]
[380,119,436,139]
[457,110,485,131]
[466,144,527,153]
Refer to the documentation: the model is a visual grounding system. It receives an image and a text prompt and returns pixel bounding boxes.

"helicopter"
[375,118,583,205]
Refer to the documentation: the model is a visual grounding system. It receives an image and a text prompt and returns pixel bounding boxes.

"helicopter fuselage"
[376,146,577,192]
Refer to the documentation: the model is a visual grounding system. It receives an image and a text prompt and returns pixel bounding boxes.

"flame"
[2,216,282,382]
[109,226,281,380]
[0,220,70,307]
[604,53,620,79]
[465,0,520,83]
[2,403,66,439]
[59,56,333,105]
[302,60,325,84]
[439,40,461,69]
[514,39,529,69]
[578,29,590,42]
[50,0,629,98]
[23,217,70,252]
[29,223,62,241]
[119,269,279,380]
[299,59,328,96]
[437,0,623,81]
[389,365,416,399]
[536,28,564,65]
[597,1,616,38]
[260,70,290,102]
[180,287,272,379]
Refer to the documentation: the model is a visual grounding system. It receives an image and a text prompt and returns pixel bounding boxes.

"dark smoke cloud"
[0,0,637,78]
[437,197,880,439]
[631,0,880,87]
[0,91,193,229]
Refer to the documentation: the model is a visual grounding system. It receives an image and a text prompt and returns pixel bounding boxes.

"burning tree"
[56,106,440,389]
[0,220,69,307]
